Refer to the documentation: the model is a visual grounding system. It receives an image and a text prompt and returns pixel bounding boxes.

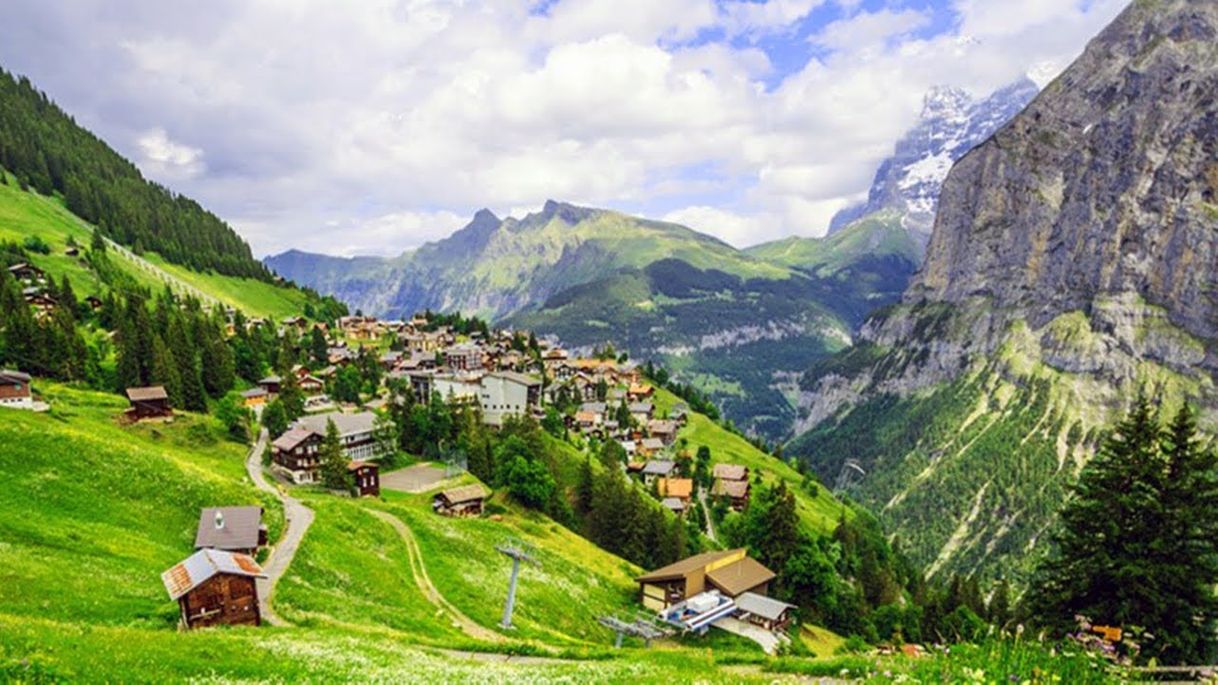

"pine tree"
[149,334,182,406]
[319,419,348,489]
[1027,394,1179,643]
[576,456,594,516]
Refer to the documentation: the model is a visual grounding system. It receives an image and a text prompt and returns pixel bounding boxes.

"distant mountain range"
[265,77,1036,439]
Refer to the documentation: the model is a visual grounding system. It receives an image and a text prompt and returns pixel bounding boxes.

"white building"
[479,372,541,426]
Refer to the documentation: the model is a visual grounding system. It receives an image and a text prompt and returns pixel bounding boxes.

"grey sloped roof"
[735,591,796,620]
[641,460,675,475]
[194,506,264,550]
[295,411,376,437]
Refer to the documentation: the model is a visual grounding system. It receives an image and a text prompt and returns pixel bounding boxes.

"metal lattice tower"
[597,614,673,648]
[496,539,539,629]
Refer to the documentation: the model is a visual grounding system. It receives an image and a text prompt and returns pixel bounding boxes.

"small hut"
[125,386,172,420]
[433,484,489,517]
[348,460,380,497]
[161,548,266,630]
[194,506,268,556]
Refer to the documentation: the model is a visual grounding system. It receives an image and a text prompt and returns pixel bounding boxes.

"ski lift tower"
[597,615,673,648]
[496,539,539,629]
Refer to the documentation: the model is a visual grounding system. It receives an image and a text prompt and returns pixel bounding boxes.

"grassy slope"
[652,387,849,536]
[0,175,314,320]
[0,385,794,682]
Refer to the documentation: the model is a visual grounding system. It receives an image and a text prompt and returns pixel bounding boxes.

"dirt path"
[246,427,315,626]
[368,509,505,643]
[698,488,719,543]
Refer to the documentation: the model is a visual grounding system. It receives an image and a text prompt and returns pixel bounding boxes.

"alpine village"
[4,1,1218,683]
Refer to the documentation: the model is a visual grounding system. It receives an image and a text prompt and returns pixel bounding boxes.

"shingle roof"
[240,387,268,398]
[437,483,489,505]
[661,497,687,512]
[636,549,740,584]
[735,592,796,620]
[706,556,776,597]
[0,369,31,383]
[658,478,693,499]
[162,548,265,601]
[194,506,264,551]
[126,386,168,402]
[712,478,750,499]
[712,463,748,481]
[272,426,315,452]
[641,460,676,475]
[295,411,377,438]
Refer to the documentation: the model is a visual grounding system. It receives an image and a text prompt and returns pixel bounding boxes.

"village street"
[245,427,315,626]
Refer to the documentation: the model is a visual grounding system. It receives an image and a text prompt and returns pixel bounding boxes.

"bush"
[21,235,51,254]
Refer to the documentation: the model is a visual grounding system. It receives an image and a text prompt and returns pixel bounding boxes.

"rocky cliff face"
[788,0,1218,582]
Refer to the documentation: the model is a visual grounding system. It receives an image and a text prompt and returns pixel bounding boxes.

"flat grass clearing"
[653,387,850,535]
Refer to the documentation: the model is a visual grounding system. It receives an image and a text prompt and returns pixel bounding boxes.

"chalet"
[162,548,266,630]
[328,346,356,365]
[23,288,57,315]
[711,463,750,510]
[712,464,748,482]
[625,460,646,475]
[271,427,322,484]
[257,375,282,396]
[629,402,655,425]
[657,477,693,504]
[298,375,325,395]
[661,497,687,515]
[295,411,382,460]
[571,373,600,401]
[647,420,679,445]
[575,411,602,430]
[348,460,380,497]
[240,387,268,408]
[734,592,797,633]
[433,483,489,517]
[641,459,676,484]
[670,403,690,424]
[379,350,404,369]
[7,262,45,284]
[281,316,309,334]
[621,441,639,458]
[628,383,654,400]
[638,437,666,458]
[711,478,750,511]
[194,506,268,556]
[0,369,33,410]
[125,386,172,420]
[636,549,776,611]
[478,371,542,426]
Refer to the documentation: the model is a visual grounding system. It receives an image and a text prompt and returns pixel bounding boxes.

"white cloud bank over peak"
[0,0,1128,256]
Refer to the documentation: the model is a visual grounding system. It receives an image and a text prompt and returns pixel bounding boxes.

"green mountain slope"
[0,68,267,280]
[0,169,327,320]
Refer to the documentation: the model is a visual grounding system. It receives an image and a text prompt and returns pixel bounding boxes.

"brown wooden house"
[161,548,266,630]
[433,484,489,517]
[0,369,33,409]
[734,592,796,633]
[271,427,322,484]
[125,386,172,420]
[636,548,775,611]
[348,460,380,497]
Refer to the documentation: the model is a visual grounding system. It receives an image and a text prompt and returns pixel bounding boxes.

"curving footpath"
[245,427,315,626]
[367,509,505,643]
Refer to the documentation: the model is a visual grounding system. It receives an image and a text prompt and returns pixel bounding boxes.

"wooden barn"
[734,592,797,633]
[161,548,266,630]
[348,460,380,497]
[433,484,489,517]
[125,386,172,420]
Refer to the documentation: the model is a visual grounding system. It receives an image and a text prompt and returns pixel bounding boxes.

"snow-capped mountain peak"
[829,77,1039,237]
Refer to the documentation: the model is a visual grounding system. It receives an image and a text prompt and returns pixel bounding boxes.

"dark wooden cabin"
[125,386,172,420]
[432,484,489,517]
[348,460,380,497]
[161,549,266,630]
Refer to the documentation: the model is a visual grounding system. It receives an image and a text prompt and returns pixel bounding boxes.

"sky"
[0,0,1127,257]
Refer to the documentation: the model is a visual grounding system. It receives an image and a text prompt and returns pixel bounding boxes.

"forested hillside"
[0,68,268,279]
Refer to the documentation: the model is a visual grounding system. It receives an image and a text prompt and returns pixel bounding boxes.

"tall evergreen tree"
[319,419,348,489]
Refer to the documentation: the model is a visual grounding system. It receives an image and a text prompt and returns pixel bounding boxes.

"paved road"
[245,428,315,627]
[368,509,504,643]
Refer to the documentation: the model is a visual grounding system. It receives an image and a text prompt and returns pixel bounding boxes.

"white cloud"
[136,128,205,180]
[0,0,1130,255]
